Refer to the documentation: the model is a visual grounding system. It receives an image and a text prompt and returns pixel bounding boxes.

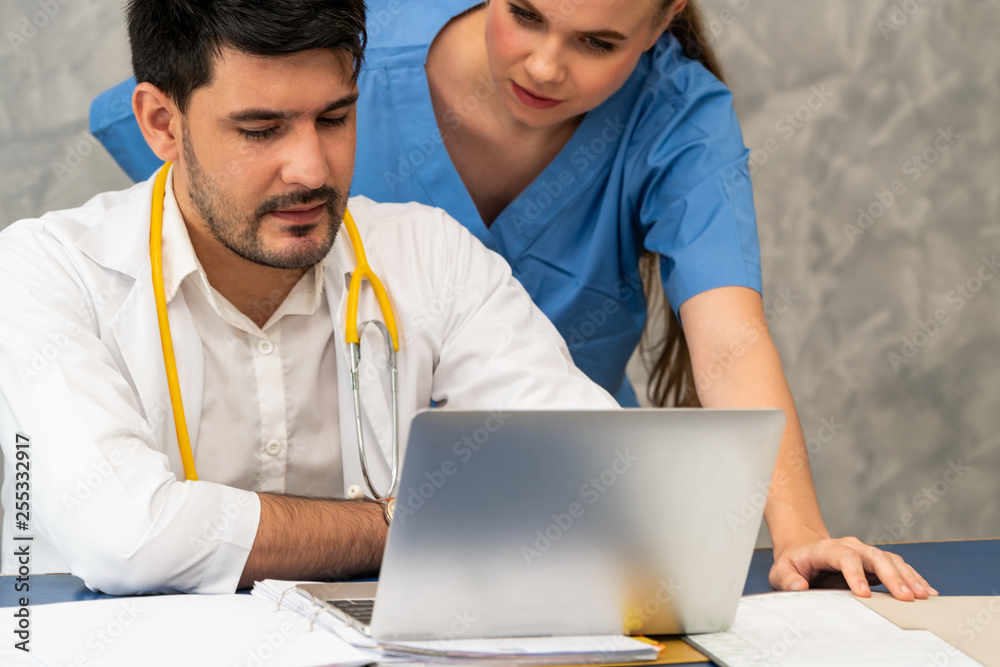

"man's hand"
[238,494,387,589]
[769,528,938,600]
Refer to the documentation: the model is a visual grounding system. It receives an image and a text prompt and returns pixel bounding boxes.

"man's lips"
[511,81,562,110]
[268,203,325,225]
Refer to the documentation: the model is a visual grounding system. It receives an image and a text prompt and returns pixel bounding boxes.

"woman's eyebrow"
[584,28,628,41]
[517,0,629,41]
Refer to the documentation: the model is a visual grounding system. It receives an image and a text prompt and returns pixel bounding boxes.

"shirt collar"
[160,168,200,304]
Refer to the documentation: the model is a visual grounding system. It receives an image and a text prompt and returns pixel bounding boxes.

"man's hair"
[126,0,367,113]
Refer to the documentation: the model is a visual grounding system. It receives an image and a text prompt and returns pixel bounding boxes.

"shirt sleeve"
[625,57,762,318]
[0,223,258,594]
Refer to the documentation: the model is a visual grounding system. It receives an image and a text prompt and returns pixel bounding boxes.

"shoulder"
[625,34,742,149]
[364,0,482,57]
[0,183,152,327]
[345,195,508,288]
[638,34,734,112]
[0,182,149,265]
[610,33,749,201]
[346,195,476,248]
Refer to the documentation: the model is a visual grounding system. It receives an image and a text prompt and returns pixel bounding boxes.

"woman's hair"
[642,0,725,408]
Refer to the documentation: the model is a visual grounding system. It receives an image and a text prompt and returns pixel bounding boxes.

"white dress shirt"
[162,172,344,497]
[0,169,619,593]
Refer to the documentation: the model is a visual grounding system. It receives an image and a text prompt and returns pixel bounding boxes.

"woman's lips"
[268,203,325,225]
[511,81,563,110]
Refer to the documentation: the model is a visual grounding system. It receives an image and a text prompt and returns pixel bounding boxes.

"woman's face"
[484,0,674,129]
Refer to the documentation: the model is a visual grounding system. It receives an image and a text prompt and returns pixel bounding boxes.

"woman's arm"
[678,285,936,601]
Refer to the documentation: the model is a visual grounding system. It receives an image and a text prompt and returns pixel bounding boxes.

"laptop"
[316,408,785,642]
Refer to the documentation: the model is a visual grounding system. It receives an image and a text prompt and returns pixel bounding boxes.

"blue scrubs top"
[90,0,761,406]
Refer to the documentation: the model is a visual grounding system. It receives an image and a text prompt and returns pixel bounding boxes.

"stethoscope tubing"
[150,162,400,498]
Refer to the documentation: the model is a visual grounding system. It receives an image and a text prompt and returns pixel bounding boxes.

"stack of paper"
[252,579,661,665]
[378,635,662,664]
[685,591,983,667]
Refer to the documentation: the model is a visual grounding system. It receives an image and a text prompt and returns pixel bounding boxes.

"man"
[0,0,616,594]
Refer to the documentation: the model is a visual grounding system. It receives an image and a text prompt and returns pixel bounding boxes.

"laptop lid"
[369,408,785,642]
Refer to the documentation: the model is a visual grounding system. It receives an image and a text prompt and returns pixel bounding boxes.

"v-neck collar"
[383,8,633,261]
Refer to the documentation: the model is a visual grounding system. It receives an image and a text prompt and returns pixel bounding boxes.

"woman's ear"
[648,0,688,48]
[665,0,689,25]
[133,82,181,162]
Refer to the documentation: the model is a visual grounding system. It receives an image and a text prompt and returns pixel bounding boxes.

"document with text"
[685,591,981,667]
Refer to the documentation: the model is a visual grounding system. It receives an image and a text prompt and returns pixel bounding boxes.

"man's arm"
[680,285,936,601]
[238,495,386,588]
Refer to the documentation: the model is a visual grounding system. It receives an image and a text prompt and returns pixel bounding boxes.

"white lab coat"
[0,175,617,593]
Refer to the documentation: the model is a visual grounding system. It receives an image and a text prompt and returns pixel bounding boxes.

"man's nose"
[281,126,330,190]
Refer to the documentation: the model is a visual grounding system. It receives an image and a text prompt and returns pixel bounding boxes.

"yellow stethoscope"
[149,162,400,502]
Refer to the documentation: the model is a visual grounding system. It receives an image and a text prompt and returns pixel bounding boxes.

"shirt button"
[265,440,282,456]
[257,339,274,355]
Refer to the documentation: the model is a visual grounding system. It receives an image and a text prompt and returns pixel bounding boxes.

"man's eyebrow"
[518,0,628,41]
[225,92,360,123]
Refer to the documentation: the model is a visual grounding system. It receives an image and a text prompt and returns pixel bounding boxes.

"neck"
[172,181,306,329]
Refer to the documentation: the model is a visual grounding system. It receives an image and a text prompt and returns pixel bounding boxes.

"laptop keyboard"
[328,599,374,624]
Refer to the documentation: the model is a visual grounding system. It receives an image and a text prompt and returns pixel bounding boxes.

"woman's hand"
[769,528,938,600]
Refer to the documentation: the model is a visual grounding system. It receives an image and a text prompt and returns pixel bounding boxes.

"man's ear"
[133,82,182,162]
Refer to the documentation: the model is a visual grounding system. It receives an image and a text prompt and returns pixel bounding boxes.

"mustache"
[255,186,343,218]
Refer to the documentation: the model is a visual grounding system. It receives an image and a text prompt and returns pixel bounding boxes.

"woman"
[91,0,933,600]
[353,0,935,601]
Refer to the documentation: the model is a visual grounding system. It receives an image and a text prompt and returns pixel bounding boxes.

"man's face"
[176,47,358,270]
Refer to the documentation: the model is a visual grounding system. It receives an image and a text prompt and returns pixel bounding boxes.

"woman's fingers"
[770,537,937,601]
[768,557,810,592]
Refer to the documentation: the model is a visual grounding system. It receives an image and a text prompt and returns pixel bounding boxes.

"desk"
[2,539,997,666]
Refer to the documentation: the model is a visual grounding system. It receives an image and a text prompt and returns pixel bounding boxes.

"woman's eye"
[584,37,616,54]
[509,4,540,25]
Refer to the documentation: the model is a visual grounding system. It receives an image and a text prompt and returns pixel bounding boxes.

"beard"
[182,125,345,270]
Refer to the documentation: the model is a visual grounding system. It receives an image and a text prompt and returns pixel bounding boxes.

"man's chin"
[256,228,339,270]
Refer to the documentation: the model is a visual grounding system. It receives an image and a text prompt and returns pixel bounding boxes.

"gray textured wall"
[694,0,1000,545]
[0,0,997,560]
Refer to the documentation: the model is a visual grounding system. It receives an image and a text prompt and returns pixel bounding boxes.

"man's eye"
[240,127,278,141]
[508,4,539,25]
[320,115,349,128]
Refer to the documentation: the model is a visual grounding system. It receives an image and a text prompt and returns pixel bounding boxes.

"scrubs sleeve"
[0,224,258,594]
[403,208,620,410]
[90,77,162,182]
[627,81,762,317]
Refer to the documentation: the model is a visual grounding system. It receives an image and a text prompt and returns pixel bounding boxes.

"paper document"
[379,634,659,663]
[685,591,982,667]
[253,579,660,664]
[860,593,999,667]
[0,593,376,667]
